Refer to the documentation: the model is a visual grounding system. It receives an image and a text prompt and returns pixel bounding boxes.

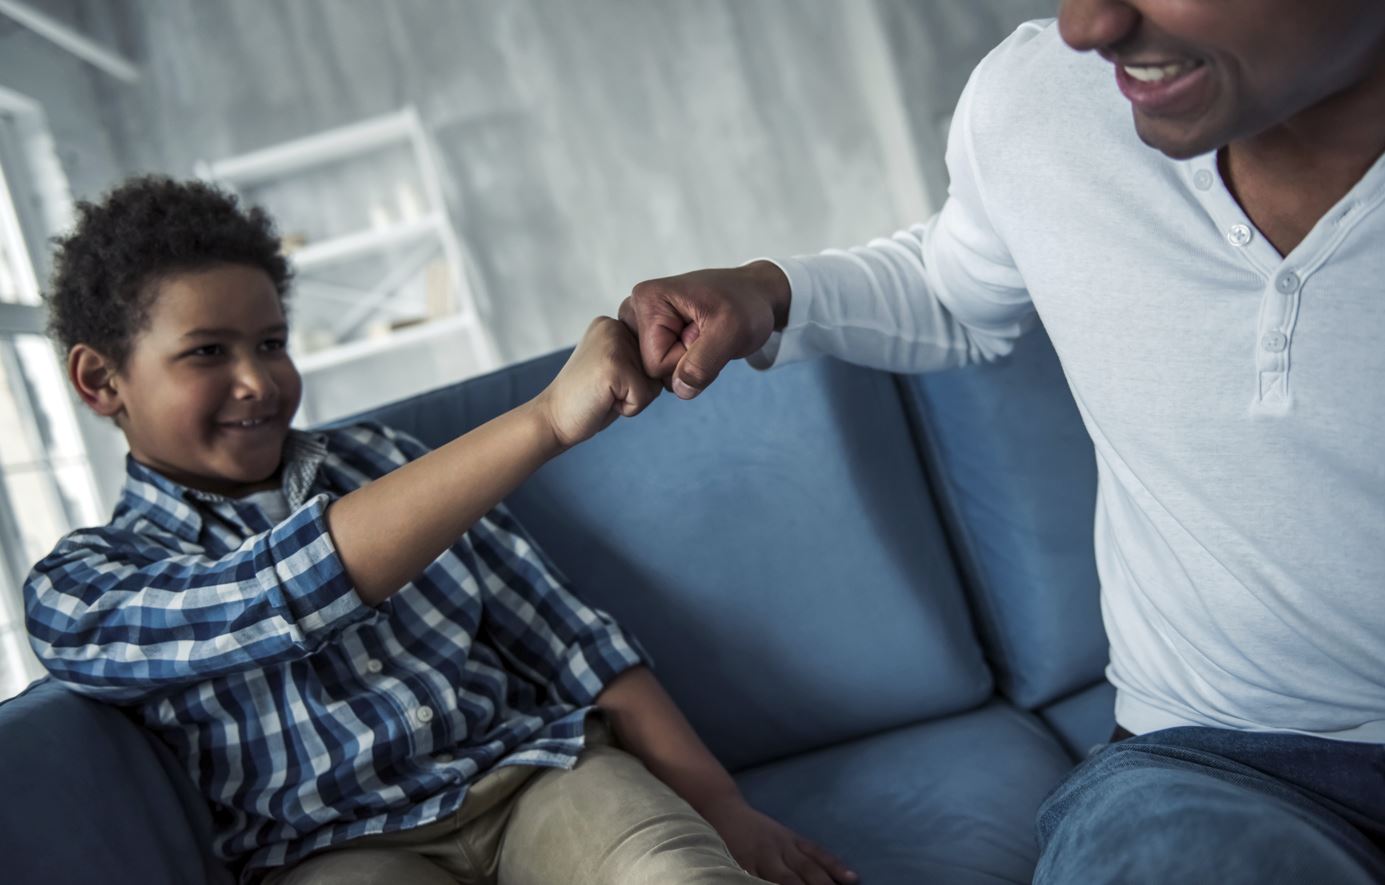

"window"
[0,104,105,701]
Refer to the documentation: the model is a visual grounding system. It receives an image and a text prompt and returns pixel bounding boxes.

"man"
[618,0,1385,881]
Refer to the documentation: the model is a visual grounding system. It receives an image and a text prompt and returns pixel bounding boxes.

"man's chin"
[1132,114,1223,161]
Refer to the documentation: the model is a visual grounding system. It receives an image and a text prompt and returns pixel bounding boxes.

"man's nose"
[1058,0,1141,54]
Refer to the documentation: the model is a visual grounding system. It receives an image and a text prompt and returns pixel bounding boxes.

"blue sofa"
[0,324,1115,884]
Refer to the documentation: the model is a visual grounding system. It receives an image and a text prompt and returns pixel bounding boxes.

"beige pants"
[259,726,766,885]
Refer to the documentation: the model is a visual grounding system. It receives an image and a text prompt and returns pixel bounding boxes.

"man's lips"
[1111,57,1212,117]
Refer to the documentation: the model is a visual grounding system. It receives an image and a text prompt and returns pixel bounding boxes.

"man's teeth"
[232,419,265,427]
[1124,61,1199,83]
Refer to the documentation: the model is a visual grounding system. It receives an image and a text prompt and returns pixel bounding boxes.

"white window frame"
[0,86,109,700]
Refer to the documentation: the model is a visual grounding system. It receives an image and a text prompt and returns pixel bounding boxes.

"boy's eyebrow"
[181,323,289,339]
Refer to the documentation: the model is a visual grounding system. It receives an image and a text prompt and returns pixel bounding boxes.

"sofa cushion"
[897,326,1106,709]
[736,702,1073,885]
[1039,679,1117,761]
[351,351,993,770]
[0,679,233,885]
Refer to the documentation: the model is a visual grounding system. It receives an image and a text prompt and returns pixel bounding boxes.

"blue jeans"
[1035,727,1385,884]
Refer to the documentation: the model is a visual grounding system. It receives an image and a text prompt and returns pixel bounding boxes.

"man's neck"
[1220,53,1385,257]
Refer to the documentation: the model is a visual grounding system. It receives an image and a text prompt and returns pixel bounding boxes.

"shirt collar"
[117,430,330,542]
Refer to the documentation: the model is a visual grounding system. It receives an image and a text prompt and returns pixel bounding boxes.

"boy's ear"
[68,344,124,418]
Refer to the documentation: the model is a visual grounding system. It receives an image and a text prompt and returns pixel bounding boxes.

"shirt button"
[1262,331,1288,353]
[1275,271,1300,294]
[415,705,435,724]
[1227,224,1253,247]
[365,658,383,674]
[1193,169,1213,190]
[433,752,454,764]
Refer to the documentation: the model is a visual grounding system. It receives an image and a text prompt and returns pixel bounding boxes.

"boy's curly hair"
[46,175,293,369]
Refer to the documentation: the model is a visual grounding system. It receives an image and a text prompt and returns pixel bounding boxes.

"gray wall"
[879,0,1059,207]
[3,0,1057,365]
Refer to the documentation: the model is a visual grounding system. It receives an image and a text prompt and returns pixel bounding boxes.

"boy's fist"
[534,317,662,450]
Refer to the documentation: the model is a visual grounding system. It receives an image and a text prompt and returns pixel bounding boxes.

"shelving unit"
[195,107,500,424]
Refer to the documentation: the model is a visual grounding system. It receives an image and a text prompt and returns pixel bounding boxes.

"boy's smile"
[106,263,302,497]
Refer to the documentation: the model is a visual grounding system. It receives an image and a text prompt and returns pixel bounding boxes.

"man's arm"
[619,43,1033,401]
[597,666,858,885]
[328,317,659,605]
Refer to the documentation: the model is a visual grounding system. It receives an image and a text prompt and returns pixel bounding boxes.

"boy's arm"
[25,319,656,703]
[328,317,659,606]
[597,666,859,885]
[26,503,369,702]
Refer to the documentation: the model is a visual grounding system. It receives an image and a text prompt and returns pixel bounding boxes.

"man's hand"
[534,317,662,450]
[617,260,791,400]
[700,795,859,885]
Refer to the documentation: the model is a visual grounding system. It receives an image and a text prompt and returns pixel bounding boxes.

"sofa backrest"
[353,351,993,770]
[0,679,233,885]
[897,326,1106,710]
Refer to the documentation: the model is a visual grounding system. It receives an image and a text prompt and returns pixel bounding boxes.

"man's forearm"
[327,399,565,606]
[595,665,743,813]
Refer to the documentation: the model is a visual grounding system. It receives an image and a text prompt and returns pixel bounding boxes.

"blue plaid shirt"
[24,422,646,881]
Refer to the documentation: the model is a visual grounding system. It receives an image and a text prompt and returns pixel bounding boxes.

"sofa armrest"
[0,679,232,885]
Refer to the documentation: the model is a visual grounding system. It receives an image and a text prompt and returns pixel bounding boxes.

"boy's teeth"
[1124,61,1198,82]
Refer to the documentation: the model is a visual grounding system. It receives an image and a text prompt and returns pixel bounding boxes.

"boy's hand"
[534,317,662,450]
[700,795,859,885]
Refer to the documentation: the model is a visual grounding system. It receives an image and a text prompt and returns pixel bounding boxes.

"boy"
[23,177,857,885]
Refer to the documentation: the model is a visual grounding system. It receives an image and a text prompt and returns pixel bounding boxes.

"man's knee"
[1036,752,1379,884]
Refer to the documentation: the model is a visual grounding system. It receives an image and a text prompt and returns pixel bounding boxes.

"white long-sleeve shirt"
[754,19,1385,741]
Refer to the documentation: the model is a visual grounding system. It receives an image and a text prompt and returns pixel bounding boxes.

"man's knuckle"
[630,279,661,302]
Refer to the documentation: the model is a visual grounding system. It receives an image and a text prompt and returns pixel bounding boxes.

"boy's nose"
[1058,0,1141,54]
[233,358,277,400]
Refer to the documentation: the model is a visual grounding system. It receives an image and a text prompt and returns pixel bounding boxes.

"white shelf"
[294,311,484,374]
[197,109,417,186]
[195,106,500,378]
[287,212,445,273]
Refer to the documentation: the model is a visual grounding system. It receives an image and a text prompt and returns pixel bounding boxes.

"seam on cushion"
[1040,677,1112,712]
[892,374,1019,701]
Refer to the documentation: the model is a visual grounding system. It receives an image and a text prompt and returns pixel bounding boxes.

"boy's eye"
[188,344,225,358]
[261,337,287,352]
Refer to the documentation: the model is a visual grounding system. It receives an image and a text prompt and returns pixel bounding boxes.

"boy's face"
[113,263,301,497]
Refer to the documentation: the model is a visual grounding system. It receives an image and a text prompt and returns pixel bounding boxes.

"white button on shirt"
[365,659,383,674]
[755,19,1385,742]
[415,706,434,724]
[1227,224,1253,247]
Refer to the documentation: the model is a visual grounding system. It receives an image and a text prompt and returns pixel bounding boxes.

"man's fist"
[617,261,791,400]
[534,317,662,450]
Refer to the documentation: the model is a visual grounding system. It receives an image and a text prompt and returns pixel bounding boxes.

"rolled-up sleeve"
[469,505,647,707]
[24,493,381,703]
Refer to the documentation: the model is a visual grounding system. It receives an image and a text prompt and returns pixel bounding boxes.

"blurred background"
[0,0,1054,697]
